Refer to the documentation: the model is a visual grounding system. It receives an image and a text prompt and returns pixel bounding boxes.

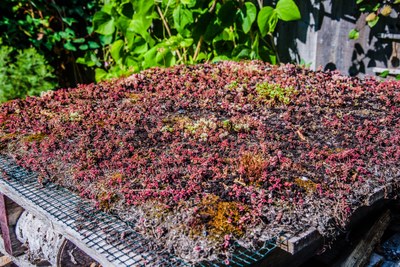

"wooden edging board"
[0,178,115,267]
[276,182,395,256]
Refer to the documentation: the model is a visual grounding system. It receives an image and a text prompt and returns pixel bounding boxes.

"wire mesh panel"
[0,155,279,266]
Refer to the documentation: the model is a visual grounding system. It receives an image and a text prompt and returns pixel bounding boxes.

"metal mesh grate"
[0,155,279,266]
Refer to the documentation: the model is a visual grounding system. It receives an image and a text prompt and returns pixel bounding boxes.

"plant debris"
[0,61,399,263]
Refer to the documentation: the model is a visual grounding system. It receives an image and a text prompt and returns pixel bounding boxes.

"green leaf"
[62,17,78,26]
[275,0,301,21]
[396,74,400,80]
[203,16,224,42]
[218,1,237,27]
[88,41,100,49]
[95,68,108,82]
[87,26,94,35]
[180,38,193,48]
[213,28,235,42]
[59,29,74,39]
[64,42,77,51]
[99,34,114,46]
[76,57,86,65]
[76,51,100,67]
[257,7,278,36]
[123,56,140,70]
[116,16,131,35]
[241,2,257,34]
[232,45,251,59]
[367,16,379,27]
[93,11,116,35]
[101,3,114,14]
[143,46,158,68]
[73,38,85,43]
[181,0,196,7]
[79,44,88,50]
[379,70,389,78]
[156,47,175,66]
[132,0,154,15]
[110,39,124,62]
[128,16,153,43]
[173,5,194,37]
[129,38,149,54]
[348,29,359,40]
[212,55,230,62]
[356,0,364,4]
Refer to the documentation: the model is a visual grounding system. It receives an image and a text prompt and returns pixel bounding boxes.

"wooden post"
[0,193,12,255]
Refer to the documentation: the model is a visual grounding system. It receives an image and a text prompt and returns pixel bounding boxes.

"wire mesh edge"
[0,155,281,266]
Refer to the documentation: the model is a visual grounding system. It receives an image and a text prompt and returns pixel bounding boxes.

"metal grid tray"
[0,155,278,266]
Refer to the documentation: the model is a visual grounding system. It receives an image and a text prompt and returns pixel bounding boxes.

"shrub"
[0,45,57,103]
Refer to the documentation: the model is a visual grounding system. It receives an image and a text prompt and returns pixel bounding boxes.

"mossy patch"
[22,133,47,143]
[191,194,248,240]
[256,82,297,105]
[294,177,317,194]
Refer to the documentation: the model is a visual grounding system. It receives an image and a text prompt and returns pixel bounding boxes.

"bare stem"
[193,35,204,62]
[209,0,218,13]
[156,5,183,61]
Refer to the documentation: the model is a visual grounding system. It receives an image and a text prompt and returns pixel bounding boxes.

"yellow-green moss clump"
[192,194,248,240]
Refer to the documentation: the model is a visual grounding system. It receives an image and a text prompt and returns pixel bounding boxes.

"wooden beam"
[0,194,12,255]
[278,228,322,255]
[340,210,390,267]
[0,181,114,267]
[0,255,12,266]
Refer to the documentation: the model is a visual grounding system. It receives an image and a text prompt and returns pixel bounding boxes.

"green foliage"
[0,0,100,87]
[0,45,56,103]
[379,70,390,78]
[348,29,359,40]
[255,82,296,105]
[349,0,399,40]
[76,0,301,82]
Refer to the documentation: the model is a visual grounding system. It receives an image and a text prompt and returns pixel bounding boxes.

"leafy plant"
[0,0,100,87]
[349,0,400,40]
[0,45,57,103]
[77,0,301,81]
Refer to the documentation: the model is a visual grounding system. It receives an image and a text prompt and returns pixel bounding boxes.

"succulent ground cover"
[0,61,399,263]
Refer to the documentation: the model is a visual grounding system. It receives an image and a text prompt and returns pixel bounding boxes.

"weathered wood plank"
[0,194,12,255]
[340,210,390,267]
[0,181,113,267]
[278,228,322,255]
[0,255,12,266]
